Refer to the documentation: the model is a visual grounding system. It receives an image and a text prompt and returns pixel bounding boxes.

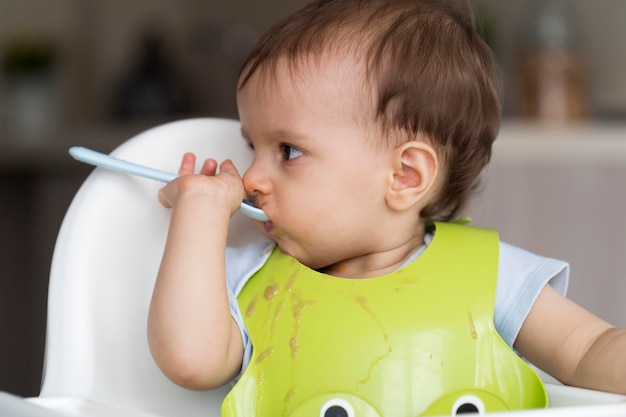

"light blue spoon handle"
[69,146,177,182]
[69,146,269,221]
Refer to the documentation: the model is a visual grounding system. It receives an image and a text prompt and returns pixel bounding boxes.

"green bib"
[222,222,547,416]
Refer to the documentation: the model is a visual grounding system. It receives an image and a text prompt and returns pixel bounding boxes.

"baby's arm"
[515,284,626,394]
[148,153,245,390]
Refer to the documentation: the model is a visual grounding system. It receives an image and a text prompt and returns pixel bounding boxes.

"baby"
[148,0,626,415]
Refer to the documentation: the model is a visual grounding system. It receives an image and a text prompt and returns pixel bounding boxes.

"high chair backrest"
[39,118,266,417]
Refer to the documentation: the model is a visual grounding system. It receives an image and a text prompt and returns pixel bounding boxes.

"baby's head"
[238,0,500,223]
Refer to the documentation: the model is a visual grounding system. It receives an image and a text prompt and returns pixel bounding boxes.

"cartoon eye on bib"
[319,398,355,417]
[423,390,511,416]
[288,393,380,417]
[450,395,485,415]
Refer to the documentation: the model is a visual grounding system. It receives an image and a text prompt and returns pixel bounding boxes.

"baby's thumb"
[157,187,173,208]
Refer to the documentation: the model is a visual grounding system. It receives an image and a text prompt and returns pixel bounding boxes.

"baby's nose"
[242,161,270,197]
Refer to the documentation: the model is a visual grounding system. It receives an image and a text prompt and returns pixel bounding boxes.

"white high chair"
[30,118,265,417]
[25,118,626,417]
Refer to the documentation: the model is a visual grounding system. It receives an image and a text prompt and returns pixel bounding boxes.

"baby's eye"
[281,144,304,161]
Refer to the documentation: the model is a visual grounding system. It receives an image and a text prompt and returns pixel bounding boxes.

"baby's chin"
[275,243,336,272]
[304,256,347,276]
[314,262,350,277]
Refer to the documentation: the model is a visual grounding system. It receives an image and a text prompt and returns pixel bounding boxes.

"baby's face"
[237,54,396,273]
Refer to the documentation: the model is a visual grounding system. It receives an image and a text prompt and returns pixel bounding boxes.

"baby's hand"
[158,153,244,216]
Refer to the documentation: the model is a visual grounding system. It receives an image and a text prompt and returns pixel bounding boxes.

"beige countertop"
[1,119,625,170]
[493,121,626,166]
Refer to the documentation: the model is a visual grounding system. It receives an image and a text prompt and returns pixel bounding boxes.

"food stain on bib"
[255,347,274,364]
[467,310,478,340]
[246,295,258,317]
[264,284,279,300]
[354,295,393,385]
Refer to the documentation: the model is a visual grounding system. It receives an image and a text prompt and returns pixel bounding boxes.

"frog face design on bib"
[283,391,512,417]
[222,223,547,416]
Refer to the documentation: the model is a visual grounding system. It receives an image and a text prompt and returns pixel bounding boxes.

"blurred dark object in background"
[516,0,588,122]
[112,31,190,123]
[2,39,61,141]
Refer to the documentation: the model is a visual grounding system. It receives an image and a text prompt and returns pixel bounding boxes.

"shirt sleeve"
[225,240,275,379]
[494,241,570,349]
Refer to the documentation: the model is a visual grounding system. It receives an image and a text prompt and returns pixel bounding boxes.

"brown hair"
[239,0,501,222]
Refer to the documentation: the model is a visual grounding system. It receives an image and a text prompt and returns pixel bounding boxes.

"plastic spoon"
[68,146,269,221]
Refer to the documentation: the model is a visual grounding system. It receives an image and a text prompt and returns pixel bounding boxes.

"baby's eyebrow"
[270,129,312,144]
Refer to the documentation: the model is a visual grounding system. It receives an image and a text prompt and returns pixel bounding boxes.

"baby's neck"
[320,234,425,279]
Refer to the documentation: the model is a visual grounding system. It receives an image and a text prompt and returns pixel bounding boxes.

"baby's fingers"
[178,153,197,175]
[179,154,218,177]
[199,159,219,177]
[219,159,242,178]
[218,160,245,208]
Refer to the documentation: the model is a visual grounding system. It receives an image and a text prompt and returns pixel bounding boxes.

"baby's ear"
[385,141,438,212]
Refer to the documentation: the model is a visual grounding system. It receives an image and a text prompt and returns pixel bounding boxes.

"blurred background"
[0,0,625,398]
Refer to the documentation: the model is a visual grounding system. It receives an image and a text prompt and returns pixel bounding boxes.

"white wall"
[468,123,626,328]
